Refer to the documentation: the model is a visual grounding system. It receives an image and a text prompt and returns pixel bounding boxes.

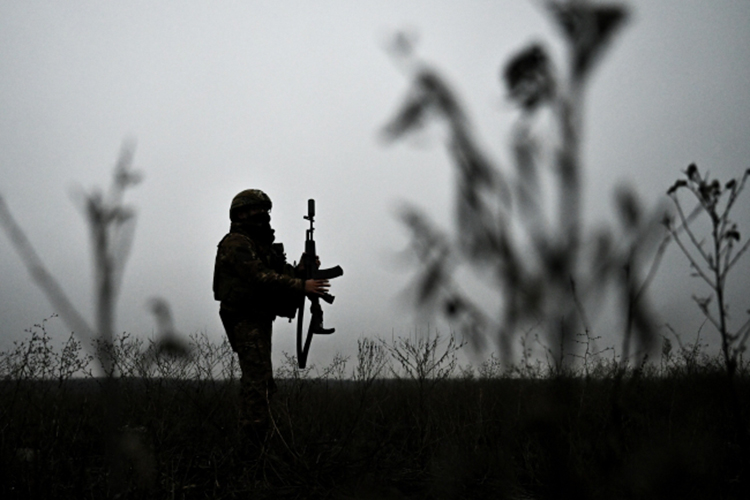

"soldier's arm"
[227,235,305,296]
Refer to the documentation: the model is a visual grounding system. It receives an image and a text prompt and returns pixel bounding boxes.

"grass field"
[1,327,748,499]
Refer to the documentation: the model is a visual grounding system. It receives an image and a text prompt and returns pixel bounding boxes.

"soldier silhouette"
[212,189,330,447]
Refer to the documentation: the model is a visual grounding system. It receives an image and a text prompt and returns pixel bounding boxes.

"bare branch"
[668,226,716,288]
[670,195,713,266]
[724,238,750,276]
[0,195,96,343]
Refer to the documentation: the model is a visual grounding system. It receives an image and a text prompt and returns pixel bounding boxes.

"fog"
[1,1,749,369]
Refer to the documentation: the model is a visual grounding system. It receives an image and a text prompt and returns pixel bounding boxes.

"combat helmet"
[230,189,272,220]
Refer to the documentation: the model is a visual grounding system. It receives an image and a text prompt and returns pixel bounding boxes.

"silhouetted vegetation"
[382,0,665,373]
[1,323,749,499]
[0,142,189,496]
[378,0,750,494]
[666,164,750,478]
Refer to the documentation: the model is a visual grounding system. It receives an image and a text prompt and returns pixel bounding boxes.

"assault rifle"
[297,199,343,369]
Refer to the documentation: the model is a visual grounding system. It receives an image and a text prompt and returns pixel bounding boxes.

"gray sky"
[2,1,749,369]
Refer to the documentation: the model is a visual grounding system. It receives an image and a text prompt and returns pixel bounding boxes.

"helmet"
[230,189,272,218]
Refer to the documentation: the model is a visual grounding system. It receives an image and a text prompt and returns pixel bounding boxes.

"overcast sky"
[2,1,749,370]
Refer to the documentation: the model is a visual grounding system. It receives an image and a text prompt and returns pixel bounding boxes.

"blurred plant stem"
[382,1,665,369]
[0,141,143,495]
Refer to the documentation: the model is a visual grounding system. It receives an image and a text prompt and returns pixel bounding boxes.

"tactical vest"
[213,233,300,319]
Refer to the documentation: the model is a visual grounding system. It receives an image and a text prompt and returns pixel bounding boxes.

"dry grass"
[1,324,748,499]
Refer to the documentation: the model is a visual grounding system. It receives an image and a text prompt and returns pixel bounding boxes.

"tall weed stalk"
[382,1,667,369]
[0,142,188,495]
[666,163,750,472]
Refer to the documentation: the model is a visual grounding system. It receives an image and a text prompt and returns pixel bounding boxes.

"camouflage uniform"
[213,190,303,440]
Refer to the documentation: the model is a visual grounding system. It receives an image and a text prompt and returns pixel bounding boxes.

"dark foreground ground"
[2,370,749,500]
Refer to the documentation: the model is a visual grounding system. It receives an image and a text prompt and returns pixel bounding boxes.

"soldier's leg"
[231,317,275,441]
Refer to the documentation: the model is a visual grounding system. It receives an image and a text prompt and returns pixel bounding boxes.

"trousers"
[219,310,277,432]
